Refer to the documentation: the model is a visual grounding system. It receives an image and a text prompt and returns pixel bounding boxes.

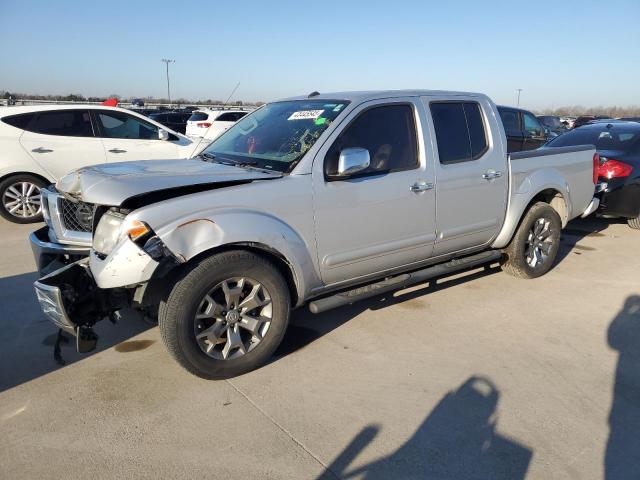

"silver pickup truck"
[32,90,599,379]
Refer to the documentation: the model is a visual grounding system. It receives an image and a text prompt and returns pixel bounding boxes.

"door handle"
[410,181,434,193]
[482,170,503,180]
[108,148,127,154]
[31,147,53,153]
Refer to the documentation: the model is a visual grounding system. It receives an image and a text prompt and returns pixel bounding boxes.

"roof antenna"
[223,82,241,106]
[308,91,320,98]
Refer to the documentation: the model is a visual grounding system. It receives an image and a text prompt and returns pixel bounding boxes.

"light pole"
[161,59,175,104]
[516,88,522,107]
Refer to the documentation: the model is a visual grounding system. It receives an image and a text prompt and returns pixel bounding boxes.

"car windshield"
[201,100,349,172]
[546,126,640,151]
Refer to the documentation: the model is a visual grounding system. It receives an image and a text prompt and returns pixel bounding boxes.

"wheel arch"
[0,170,52,186]
[492,186,569,249]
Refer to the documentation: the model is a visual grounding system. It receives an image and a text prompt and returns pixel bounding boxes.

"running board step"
[308,250,503,314]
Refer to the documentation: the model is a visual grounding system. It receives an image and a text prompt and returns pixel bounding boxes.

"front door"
[19,109,106,179]
[93,109,182,162]
[312,100,436,285]
[425,99,508,256]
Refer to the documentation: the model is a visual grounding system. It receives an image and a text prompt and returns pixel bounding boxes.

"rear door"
[93,109,183,162]
[425,98,508,256]
[522,112,547,150]
[312,99,436,285]
[498,107,525,153]
[19,109,106,179]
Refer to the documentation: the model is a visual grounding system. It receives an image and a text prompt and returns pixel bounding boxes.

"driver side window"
[324,104,418,179]
[96,111,159,140]
[523,113,543,136]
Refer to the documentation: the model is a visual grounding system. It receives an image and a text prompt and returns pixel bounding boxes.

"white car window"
[97,111,159,140]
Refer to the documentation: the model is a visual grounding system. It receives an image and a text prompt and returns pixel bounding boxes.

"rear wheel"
[159,250,290,379]
[0,174,47,223]
[628,215,640,230]
[502,202,562,279]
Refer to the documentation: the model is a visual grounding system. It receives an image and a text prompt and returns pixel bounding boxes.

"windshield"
[201,100,349,172]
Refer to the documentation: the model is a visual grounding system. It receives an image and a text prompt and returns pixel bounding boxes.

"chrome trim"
[43,189,92,246]
[581,197,600,218]
[33,259,90,335]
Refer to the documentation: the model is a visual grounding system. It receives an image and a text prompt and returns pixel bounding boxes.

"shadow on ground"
[606,295,640,480]
[316,376,533,480]
[556,216,625,266]
[0,271,153,393]
[275,264,502,360]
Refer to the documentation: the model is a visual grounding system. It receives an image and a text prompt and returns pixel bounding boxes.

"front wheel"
[0,174,47,223]
[502,202,562,279]
[628,215,640,230]
[159,250,290,379]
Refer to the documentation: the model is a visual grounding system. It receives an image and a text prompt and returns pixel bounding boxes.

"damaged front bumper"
[33,258,130,352]
[30,226,91,276]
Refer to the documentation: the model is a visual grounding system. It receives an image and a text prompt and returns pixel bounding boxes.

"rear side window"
[188,112,209,122]
[216,112,245,122]
[2,113,35,130]
[27,110,93,137]
[325,104,418,178]
[430,102,488,164]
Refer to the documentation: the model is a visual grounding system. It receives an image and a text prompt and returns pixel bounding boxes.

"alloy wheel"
[525,218,554,268]
[193,277,273,360]
[2,181,42,219]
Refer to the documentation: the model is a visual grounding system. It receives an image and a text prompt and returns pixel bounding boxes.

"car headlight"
[93,210,151,256]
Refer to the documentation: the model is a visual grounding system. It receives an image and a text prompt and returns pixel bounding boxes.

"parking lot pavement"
[0,216,638,480]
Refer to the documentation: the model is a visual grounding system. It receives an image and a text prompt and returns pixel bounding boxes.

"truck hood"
[56,159,282,206]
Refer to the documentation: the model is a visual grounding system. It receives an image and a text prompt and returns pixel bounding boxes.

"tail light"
[197,122,212,128]
[592,153,599,184]
[597,156,633,180]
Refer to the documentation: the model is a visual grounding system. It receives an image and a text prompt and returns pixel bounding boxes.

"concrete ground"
[0,216,639,480]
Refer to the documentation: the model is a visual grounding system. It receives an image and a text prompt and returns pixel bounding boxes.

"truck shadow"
[275,265,502,359]
[0,271,153,394]
[315,376,532,480]
[555,216,624,266]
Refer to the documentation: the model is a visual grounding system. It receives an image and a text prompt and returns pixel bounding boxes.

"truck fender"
[155,209,318,304]
[492,168,571,249]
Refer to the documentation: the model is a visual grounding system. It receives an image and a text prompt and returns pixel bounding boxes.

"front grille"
[60,198,94,232]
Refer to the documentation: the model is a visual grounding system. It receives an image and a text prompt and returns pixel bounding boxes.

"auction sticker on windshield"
[288,110,324,121]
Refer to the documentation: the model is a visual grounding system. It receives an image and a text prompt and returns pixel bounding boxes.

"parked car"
[497,106,549,152]
[31,90,599,378]
[560,116,576,129]
[185,109,249,140]
[572,115,612,129]
[537,115,568,135]
[0,105,197,223]
[131,98,145,107]
[618,117,640,123]
[148,111,192,134]
[544,122,640,229]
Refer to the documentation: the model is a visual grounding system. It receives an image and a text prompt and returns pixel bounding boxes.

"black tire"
[158,250,290,379]
[628,216,640,230]
[0,174,47,223]
[502,202,562,279]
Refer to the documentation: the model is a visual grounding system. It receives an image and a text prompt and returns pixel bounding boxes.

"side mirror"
[337,147,370,177]
[158,129,170,141]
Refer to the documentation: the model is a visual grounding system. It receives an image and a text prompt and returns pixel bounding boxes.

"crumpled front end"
[33,258,130,352]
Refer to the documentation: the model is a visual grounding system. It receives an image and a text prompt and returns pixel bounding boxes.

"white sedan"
[0,104,203,223]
